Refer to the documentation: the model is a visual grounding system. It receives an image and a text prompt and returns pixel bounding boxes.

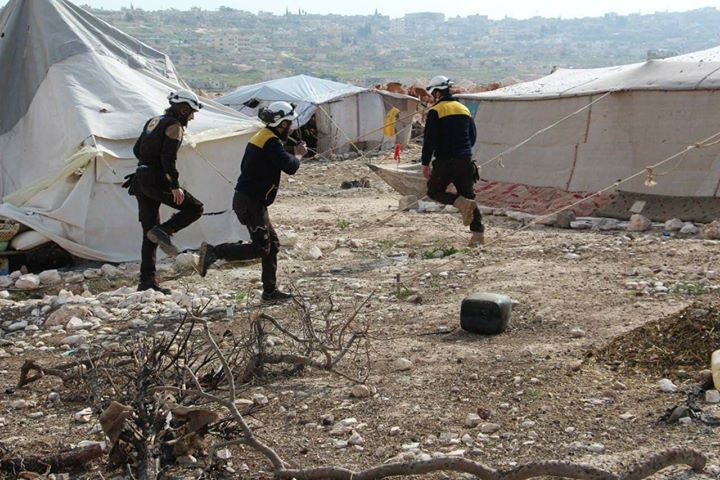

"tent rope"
[405,126,720,281]
[476,91,613,170]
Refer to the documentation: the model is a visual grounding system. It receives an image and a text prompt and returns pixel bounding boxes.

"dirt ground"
[1,147,720,479]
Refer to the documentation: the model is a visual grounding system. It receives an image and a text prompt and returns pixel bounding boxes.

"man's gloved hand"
[171,188,185,205]
[422,165,431,180]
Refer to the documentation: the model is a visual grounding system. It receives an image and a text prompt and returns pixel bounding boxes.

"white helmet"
[427,75,454,94]
[259,101,298,127]
[168,89,203,111]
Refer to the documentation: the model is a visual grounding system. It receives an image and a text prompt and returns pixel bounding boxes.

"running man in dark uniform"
[132,90,204,294]
[196,101,307,302]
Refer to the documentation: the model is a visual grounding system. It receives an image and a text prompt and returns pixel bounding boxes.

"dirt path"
[1,151,719,478]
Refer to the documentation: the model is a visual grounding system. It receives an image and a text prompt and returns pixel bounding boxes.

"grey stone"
[350,385,372,399]
[83,269,101,279]
[60,334,86,346]
[38,270,62,286]
[7,321,28,332]
[65,317,87,330]
[680,222,699,235]
[570,220,593,230]
[465,413,482,428]
[15,274,40,290]
[593,218,621,231]
[627,214,651,232]
[348,431,365,446]
[9,399,27,409]
[664,218,684,231]
[705,390,720,404]
[658,378,677,393]
[392,357,413,371]
[570,328,586,338]
[252,393,269,405]
[100,264,122,278]
[480,423,501,434]
[555,211,576,229]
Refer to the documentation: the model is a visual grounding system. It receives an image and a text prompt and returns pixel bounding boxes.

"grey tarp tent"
[0,0,260,261]
[217,74,419,155]
[457,46,720,221]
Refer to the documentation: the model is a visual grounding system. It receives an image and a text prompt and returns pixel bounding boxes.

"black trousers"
[426,157,483,232]
[214,191,280,294]
[134,168,203,283]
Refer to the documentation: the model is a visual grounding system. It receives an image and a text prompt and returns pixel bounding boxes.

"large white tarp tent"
[458,46,720,220]
[0,0,260,261]
[217,74,419,155]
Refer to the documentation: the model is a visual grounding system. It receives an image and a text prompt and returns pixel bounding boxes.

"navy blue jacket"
[421,97,477,166]
[235,128,300,206]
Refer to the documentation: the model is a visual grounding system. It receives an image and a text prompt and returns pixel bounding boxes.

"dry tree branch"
[275,448,706,480]
[153,319,707,480]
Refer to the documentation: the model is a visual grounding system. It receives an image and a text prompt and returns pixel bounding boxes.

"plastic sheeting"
[0,0,260,261]
[461,46,720,100]
[217,75,420,154]
[0,0,183,136]
[464,90,720,198]
[218,75,367,108]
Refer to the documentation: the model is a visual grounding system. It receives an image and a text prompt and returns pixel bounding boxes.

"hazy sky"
[60,0,719,19]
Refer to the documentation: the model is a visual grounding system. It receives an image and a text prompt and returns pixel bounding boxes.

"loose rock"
[480,423,501,434]
[350,385,372,399]
[392,357,413,371]
[664,218,684,232]
[659,378,678,393]
[15,274,40,290]
[307,246,323,260]
[465,413,482,428]
[627,214,651,232]
[39,270,62,285]
[705,390,720,404]
[701,220,720,239]
[587,443,606,453]
[680,222,699,234]
[555,211,576,229]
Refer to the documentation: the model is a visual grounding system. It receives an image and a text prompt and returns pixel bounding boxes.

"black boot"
[146,226,179,257]
[137,282,171,295]
[261,289,293,303]
[197,242,217,277]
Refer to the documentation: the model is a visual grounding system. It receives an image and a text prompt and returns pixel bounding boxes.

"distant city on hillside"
[84,5,720,92]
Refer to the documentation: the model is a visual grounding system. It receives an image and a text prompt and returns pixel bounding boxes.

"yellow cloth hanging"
[383,107,400,137]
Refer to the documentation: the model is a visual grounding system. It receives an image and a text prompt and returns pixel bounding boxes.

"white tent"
[218,75,419,155]
[0,0,260,261]
[459,46,720,221]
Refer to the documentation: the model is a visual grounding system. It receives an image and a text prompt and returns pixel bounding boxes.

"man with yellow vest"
[421,75,484,246]
[197,102,306,302]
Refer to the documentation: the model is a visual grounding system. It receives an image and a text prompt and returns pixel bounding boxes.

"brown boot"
[453,196,477,226]
[469,231,485,247]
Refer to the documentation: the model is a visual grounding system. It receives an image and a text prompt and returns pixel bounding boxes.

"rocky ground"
[1,147,720,479]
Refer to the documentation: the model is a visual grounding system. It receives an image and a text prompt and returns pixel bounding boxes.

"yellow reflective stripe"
[430,101,470,119]
[249,128,277,148]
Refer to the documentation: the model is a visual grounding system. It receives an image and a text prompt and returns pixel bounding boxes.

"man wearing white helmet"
[196,101,307,302]
[130,89,205,294]
[422,75,485,246]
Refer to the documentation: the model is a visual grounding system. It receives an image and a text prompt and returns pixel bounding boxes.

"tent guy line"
[476,91,613,170]
[404,127,720,283]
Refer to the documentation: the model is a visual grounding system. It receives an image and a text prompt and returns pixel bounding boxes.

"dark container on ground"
[460,292,512,334]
